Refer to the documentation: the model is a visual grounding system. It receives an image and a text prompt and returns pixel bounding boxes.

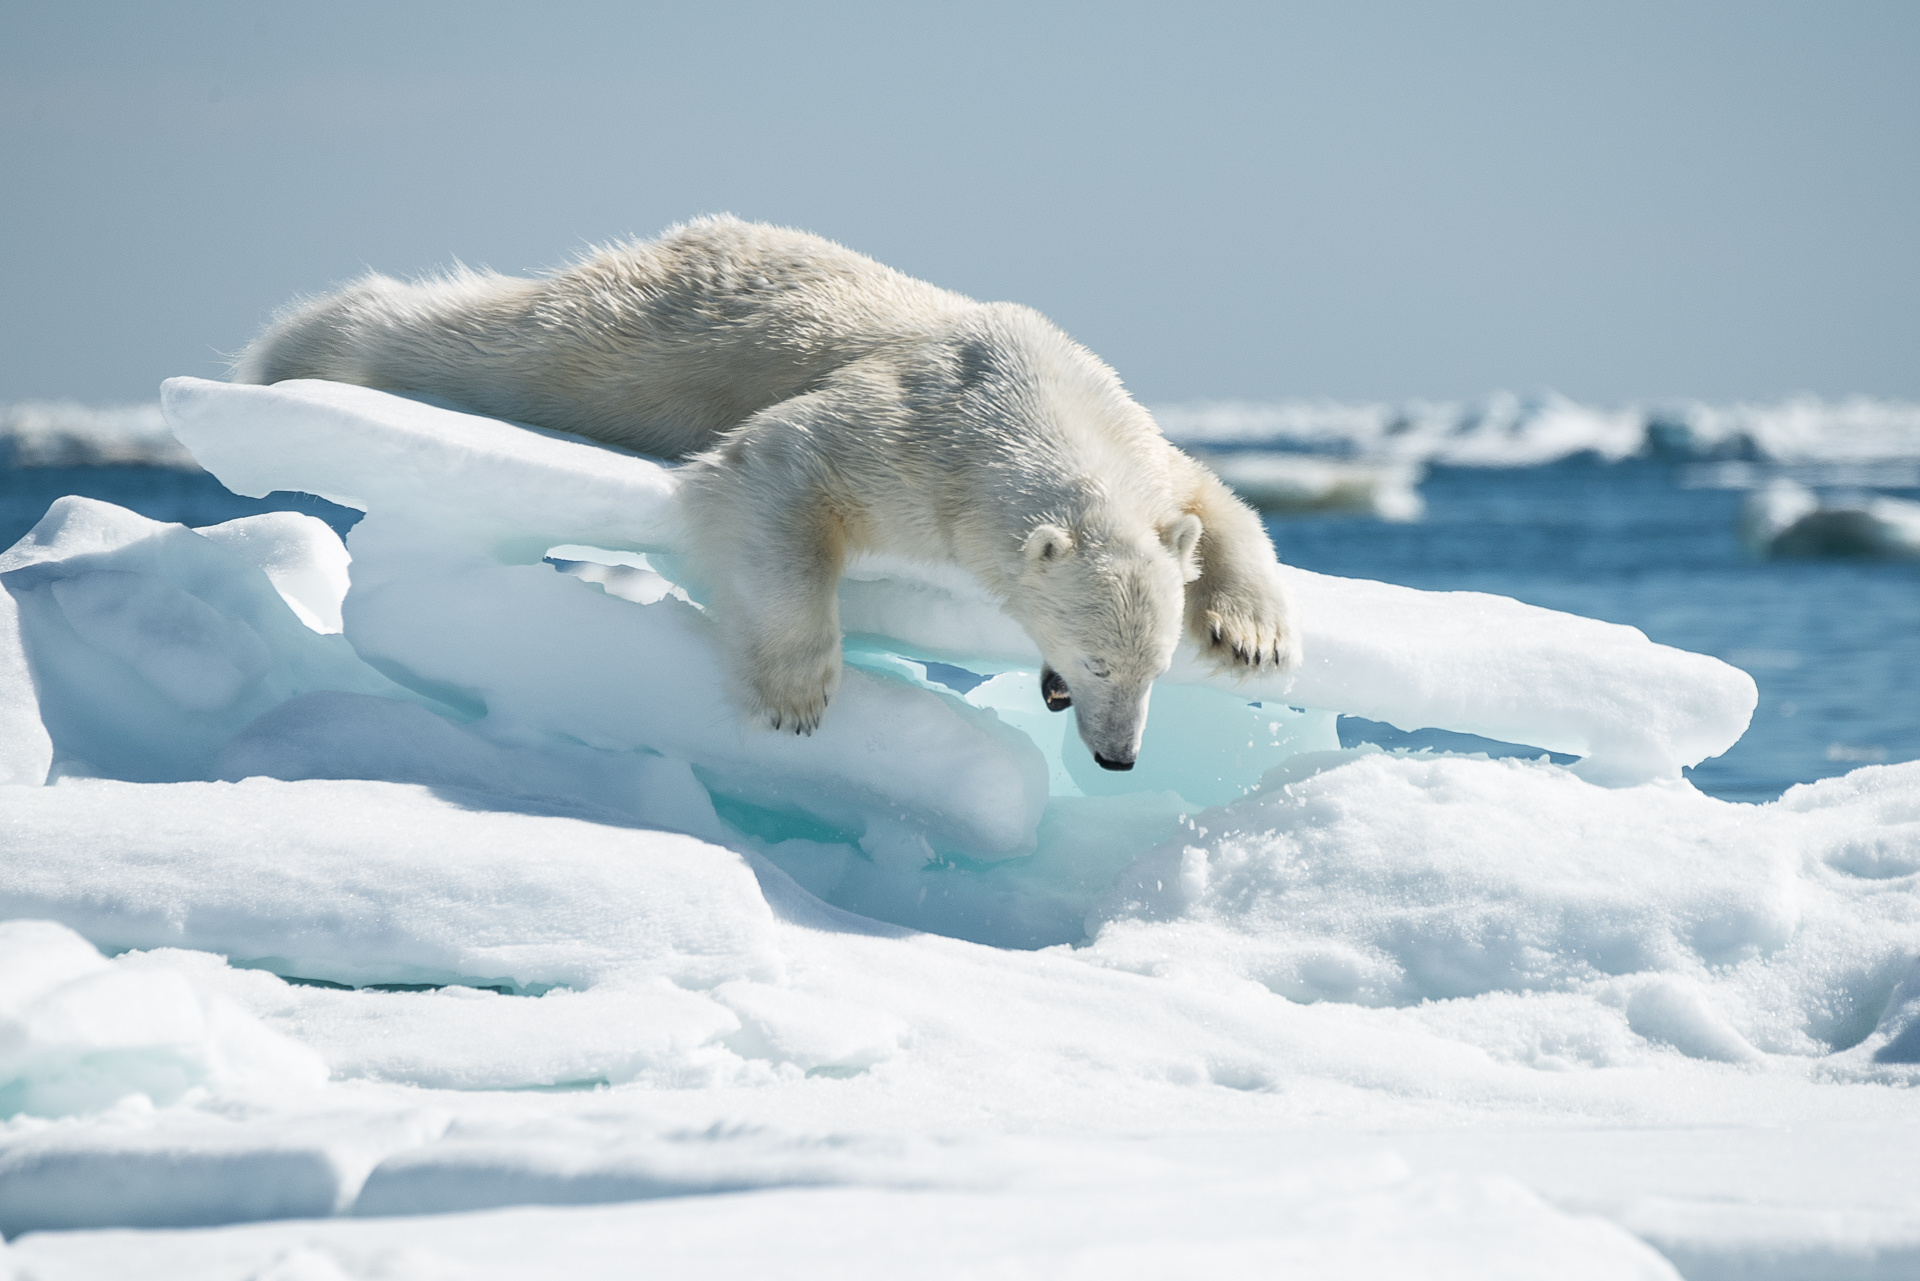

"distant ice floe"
[1157,391,1920,469]
[1740,478,1920,560]
[1190,452,1425,521]
[0,401,199,469]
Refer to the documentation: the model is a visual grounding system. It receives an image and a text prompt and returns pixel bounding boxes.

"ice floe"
[0,401,198,470]
[1159,391,1920,468]
[0,376,1915,1277]
[0,920,326,1123]
[1741,478,1920,560]
[1190,452,1425,521]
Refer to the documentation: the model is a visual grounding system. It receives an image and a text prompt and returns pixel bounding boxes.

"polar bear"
[234,217,1298,768]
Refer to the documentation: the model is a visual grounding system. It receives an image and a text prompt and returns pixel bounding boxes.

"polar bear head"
[1006,514,1203,770]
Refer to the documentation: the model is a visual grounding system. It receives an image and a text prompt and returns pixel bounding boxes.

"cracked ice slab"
[160,376,1047,859]
[162,376,1754,785]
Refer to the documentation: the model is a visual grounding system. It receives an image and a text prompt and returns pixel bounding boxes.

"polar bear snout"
[1041,665,1138,767]
[1067,675,1155,773]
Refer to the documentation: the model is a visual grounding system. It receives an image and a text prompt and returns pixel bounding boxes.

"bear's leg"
[682,420,851,735]
[1183,467,1301,673]
[716,505,847,734]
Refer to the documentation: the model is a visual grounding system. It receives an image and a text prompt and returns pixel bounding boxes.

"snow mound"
[0,920,325,1120]
[0,778,781,995]
[1086,753,1920,1064]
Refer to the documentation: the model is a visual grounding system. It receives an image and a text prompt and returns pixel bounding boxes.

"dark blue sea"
[4,457,1914,804]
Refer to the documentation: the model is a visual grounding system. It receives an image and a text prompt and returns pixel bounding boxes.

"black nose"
[1093,753,1134,772]
[1041,667,1072,712]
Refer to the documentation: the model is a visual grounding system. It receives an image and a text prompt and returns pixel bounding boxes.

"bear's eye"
[1081,657,1111,679]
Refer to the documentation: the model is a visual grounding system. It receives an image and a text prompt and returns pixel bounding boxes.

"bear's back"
[516,218,975,455]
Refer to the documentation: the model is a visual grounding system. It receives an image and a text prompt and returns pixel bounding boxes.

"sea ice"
[0,376,1914,1276]
[1156,391,1920,468]
[158,375,1754,799]
[1742,478,1920,559]
[0,496,423,782]
[0,920,326,1123]
[0,586,51,787]
[1189,451,1426,521]
[197,511,353,634]
[1,756,1918,1273]
[0,400,196,469]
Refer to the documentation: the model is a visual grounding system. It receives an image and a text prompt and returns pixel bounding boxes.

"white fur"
[235,217,1298,765]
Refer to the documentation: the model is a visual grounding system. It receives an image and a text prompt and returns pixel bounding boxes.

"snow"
[0,780,777,996]
[4,762,1920,1273]
[0,376,1914,1277]
[0,587,51,787]
[3,766,1920,1274]
[0,920,326,1125]
[1085,753,1920,1064]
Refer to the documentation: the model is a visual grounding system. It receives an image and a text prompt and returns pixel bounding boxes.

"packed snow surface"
[0,377,1914,1278]
[4,766,1920,1277]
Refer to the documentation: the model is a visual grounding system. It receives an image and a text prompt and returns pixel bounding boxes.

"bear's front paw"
[745,643,843,736]
[1191,581,1299,675]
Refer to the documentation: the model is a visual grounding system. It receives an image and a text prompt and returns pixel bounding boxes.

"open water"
[1276,458,1920,802]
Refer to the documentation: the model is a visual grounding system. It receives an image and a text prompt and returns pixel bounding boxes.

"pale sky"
[3,1,1916,406]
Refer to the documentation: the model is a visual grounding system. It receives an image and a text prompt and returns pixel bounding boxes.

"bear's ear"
[1163,513,1203,582]
[1023,523,1075,565]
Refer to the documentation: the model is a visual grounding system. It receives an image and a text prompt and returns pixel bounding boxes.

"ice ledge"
[161,377,1755,786]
